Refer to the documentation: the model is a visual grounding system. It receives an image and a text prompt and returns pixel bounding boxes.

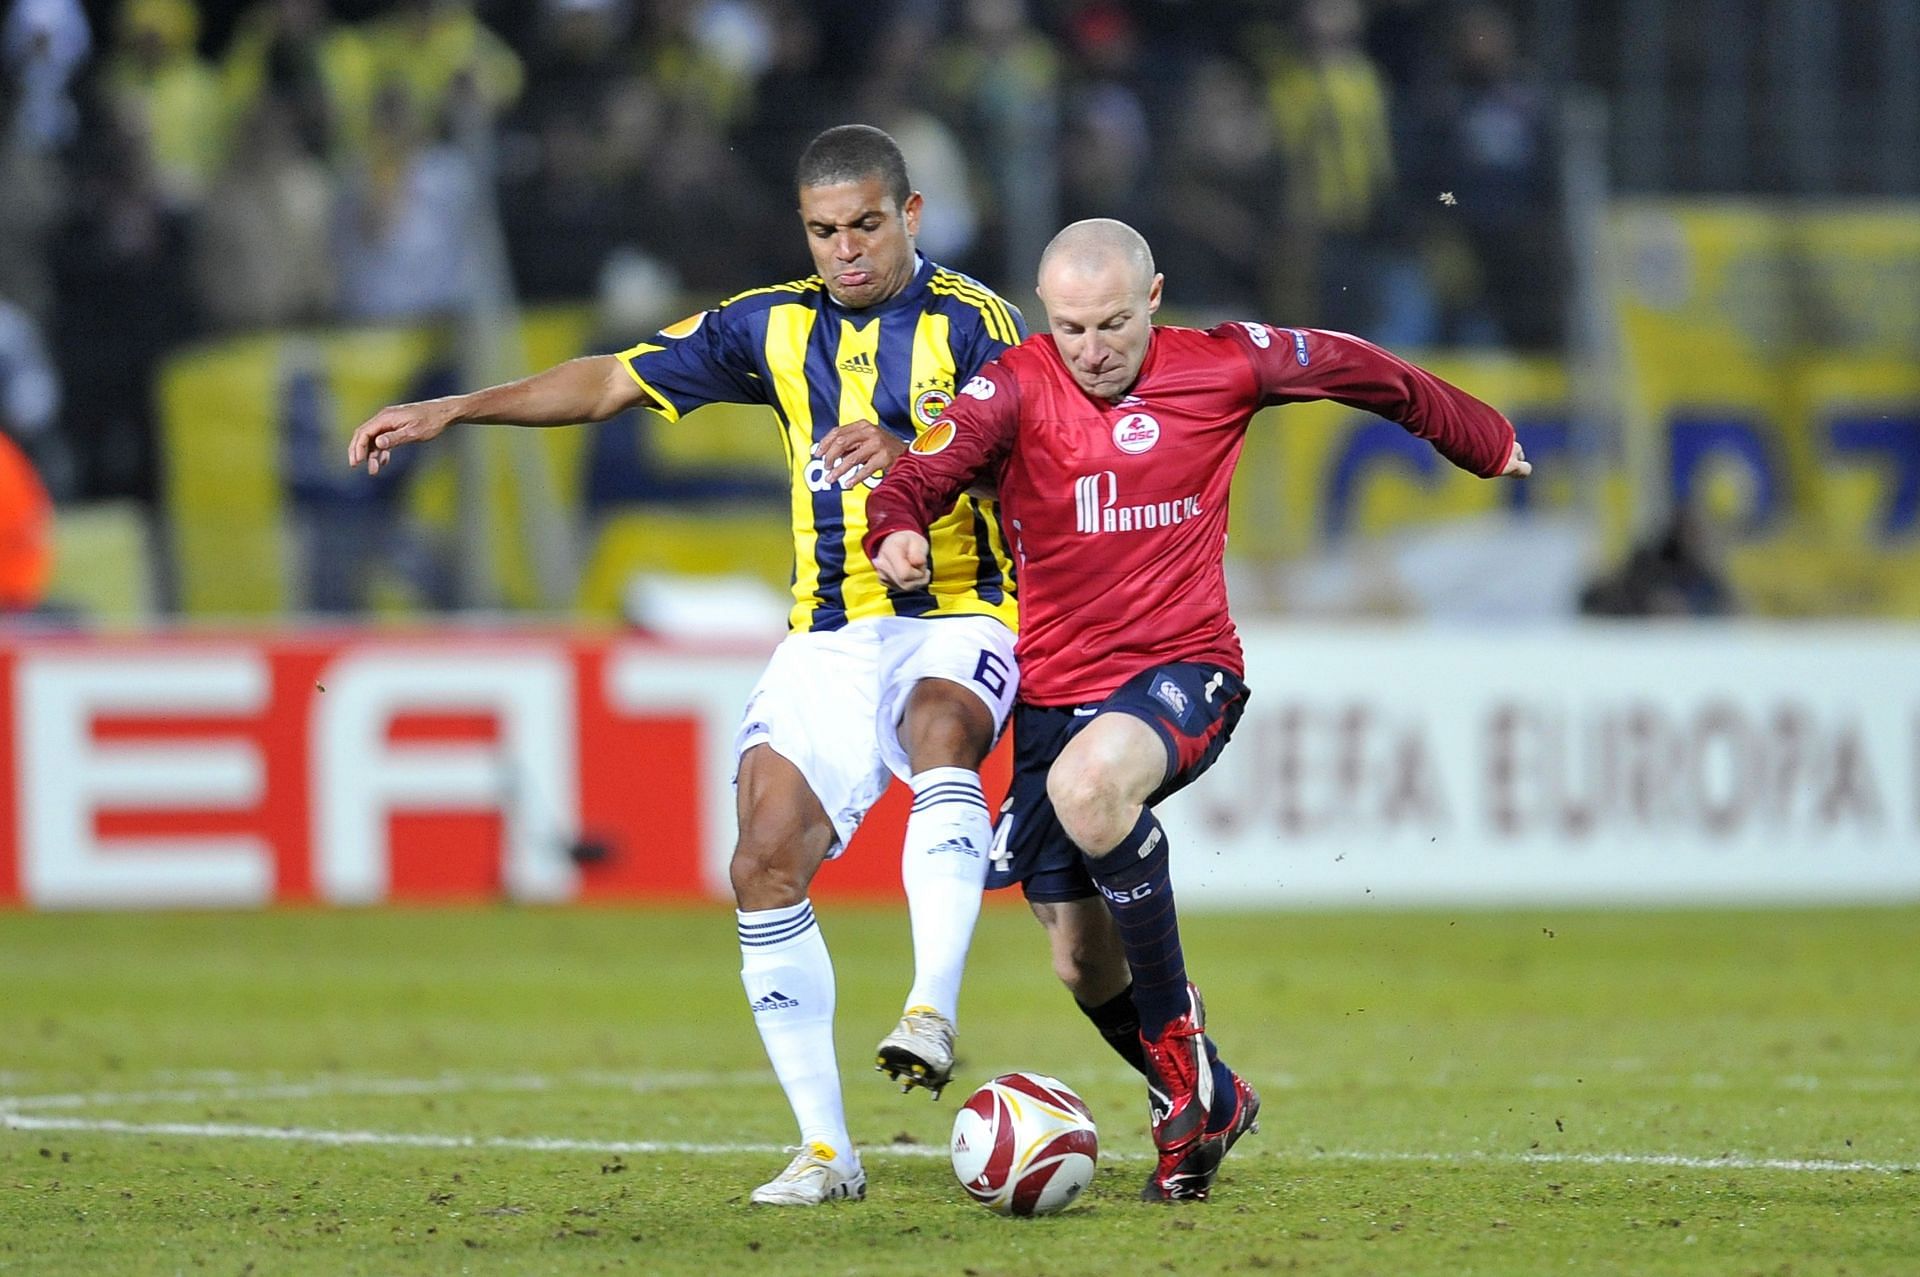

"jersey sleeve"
[1220,323,1518,478]
[614,304,764,422]
[862,362,1021,557]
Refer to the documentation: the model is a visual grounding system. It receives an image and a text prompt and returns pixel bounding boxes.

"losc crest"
[1111,412,1160,454]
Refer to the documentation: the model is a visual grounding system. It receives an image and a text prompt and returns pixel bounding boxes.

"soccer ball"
[949,1072,1098,1216]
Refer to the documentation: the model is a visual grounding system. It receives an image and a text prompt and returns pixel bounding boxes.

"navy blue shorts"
[986,662,1250,903]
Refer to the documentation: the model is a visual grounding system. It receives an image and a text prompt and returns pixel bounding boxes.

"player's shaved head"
[1035,219,1164,401]
[1036,219,1156,295]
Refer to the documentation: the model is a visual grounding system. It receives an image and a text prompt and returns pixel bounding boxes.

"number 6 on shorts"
[972,649,1011,699]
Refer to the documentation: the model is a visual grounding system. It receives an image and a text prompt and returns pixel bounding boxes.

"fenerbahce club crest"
[913,385,954,427]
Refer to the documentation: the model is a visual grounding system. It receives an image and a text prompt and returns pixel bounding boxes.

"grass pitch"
[2,903,1916,1275]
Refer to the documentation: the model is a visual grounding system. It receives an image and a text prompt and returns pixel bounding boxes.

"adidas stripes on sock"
[738,900,853,1162]
[899,766,991,1022]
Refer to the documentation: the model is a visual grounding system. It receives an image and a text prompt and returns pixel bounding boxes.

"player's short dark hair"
[796,125,913,210]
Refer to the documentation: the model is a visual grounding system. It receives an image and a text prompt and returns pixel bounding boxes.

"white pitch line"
[8,1066,1915,1115]
[0,1113,957,1159]
[1529,1151,1918,1174]
[0,1069,775,1113]
[1309,1148,1920,1175]
[5,1112,1913,1176]
[0,1076,550,1112]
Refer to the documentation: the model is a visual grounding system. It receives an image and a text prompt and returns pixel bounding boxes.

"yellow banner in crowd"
[157,201,1920,618]
[1610,201,1920,613]
[160,310,794,617]
[162,312,597,615]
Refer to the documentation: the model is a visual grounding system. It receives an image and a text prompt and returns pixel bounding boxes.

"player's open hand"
[814,419,906,489]
[347,400,458,476]
[1501,439,1532,477]
[873,530,932,591]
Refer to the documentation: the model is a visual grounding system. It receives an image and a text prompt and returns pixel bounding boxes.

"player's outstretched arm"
[1239,326,1524,480]
[872,530,932,591]
[347,355,647,475]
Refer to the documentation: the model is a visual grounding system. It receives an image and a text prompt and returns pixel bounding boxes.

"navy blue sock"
[1081,809,1189,1038]
[1205,1043,1237,1130]
[1076,984,1149,1079]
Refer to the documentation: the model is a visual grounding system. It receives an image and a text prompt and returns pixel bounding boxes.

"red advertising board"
[12,624,1911,910]
[0,633,1009,909]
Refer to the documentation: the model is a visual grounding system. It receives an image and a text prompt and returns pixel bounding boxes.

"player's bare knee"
[901,680,993,770]
[1047,760,1130,855]
[728,837,811,909]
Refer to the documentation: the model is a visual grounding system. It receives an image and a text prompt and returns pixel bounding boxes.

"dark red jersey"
[863,323,1516,705]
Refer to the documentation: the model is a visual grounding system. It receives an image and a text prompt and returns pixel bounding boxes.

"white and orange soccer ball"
[948,1072,1099,1216]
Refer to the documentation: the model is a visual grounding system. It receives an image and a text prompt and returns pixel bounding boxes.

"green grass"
[2,904,1916,1275]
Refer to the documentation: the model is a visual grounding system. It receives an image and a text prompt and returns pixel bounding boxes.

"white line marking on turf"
[1309,1149,1919,1175]
[6,1070,1914,1176]
[8,1064,1915,1115]
[1,1113,945,1159]
[0,1070,774,1113]
[5,1111,1913,1176]
[1526,1151,1916,1174]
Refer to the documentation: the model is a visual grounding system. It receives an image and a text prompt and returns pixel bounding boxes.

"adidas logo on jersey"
[751,989,801,1013]
[837,350,876,375]
[926,837,981,859]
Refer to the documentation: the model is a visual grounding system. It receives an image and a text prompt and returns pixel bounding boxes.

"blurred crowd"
[0,0,1567,549]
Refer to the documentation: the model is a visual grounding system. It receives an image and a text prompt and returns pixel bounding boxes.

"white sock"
[738,900,854,1166]
[900,766,991,1022]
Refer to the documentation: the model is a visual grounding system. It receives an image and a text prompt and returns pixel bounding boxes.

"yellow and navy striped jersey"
[616,256,1024,633]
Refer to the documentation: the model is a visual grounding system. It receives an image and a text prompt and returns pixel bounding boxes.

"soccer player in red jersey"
[864,218,1531,1200]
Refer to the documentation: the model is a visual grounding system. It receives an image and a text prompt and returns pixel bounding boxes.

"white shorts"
[735,614,1018,855]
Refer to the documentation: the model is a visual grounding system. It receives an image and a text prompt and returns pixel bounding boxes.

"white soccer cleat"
[875,1005,957,1097]
[749,1143,867,1206]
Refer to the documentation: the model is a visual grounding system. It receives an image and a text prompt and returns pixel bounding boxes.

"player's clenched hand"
[347,400,459,476]
[873,530,932,591]
[814,420,906,488]
[1501,439,1532,478]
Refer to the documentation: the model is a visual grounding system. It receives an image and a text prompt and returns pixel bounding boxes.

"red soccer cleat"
[1142,1069,1262,1202]
[1138,984,1215,1193]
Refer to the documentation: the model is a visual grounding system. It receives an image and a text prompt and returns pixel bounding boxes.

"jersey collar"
[1126,325,1164,399]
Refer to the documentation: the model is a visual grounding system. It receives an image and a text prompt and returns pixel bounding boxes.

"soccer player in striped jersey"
[348,126,1025,1206]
